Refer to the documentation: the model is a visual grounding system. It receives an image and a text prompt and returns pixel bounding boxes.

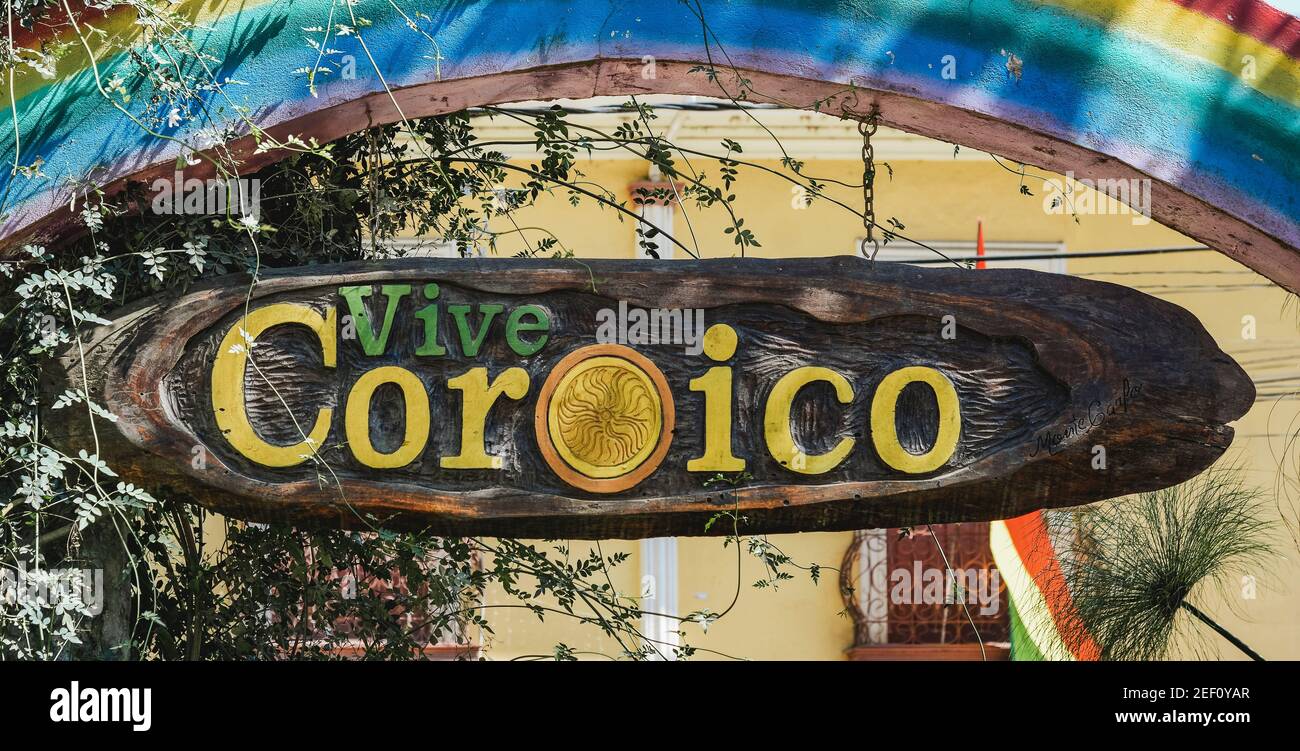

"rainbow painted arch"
[2,0,1299,290]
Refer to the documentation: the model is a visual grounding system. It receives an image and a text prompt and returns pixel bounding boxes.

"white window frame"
[367,236,487,259]
[867,239,1066,274]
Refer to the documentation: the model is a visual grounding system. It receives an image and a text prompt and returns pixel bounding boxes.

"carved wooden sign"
[54,257,1251,538]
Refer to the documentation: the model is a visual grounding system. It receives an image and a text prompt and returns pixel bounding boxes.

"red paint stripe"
[1176,0,1300,58]
[1004,511,1100,660]
[6,2,115,51]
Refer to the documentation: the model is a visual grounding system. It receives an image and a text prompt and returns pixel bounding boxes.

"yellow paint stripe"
[990,519,1076,661]
[0,0,278,104]
[1047,0,1300,107]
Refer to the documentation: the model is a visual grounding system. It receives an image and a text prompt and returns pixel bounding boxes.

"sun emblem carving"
[554,363,659,470]
[536,345,674,493]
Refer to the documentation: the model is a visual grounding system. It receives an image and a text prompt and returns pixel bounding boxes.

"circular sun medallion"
[536,344,674,493]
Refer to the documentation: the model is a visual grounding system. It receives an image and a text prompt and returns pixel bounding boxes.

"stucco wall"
[472,154,1299,661]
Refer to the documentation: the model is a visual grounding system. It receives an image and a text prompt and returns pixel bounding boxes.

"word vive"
[215,283,957,484]
[53,257,1251,538]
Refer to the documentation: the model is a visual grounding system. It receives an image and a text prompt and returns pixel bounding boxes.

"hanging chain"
[857,107,880,260]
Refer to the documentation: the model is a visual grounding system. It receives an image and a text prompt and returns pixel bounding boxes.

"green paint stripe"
[1008,594,1046,662]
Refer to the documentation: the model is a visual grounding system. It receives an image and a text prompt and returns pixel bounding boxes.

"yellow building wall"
[463,155,1298,661]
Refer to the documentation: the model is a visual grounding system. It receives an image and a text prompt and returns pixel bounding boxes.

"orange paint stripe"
[1174,0,1300,58]
[1004,511,1100,660]
[1044,0,1300,106]
[4,2,140,103]
[2,0,278,104]
[7,2,95,50]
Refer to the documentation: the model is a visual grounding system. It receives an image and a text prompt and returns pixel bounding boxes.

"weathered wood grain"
[48,256,1253,538]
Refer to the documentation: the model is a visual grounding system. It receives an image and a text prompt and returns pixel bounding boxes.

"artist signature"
[1029,379,1143,458]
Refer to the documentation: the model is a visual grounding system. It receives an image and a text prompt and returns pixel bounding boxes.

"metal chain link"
[854,107,881,260]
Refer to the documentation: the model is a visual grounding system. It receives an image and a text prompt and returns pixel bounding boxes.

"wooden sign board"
[52,257,1251,538]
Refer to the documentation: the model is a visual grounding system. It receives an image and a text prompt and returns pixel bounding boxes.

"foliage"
[0,1,846,660]
[1054,468,1274,661]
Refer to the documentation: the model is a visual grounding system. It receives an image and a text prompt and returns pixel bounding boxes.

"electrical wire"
[895,245,1212,265]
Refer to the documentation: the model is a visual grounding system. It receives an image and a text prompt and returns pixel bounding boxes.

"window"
[866,239,1065,274]
[841,238,1063,660]
[368,236,487,258]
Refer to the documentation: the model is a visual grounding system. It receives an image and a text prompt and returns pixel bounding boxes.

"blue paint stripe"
[0,0,1295,240]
